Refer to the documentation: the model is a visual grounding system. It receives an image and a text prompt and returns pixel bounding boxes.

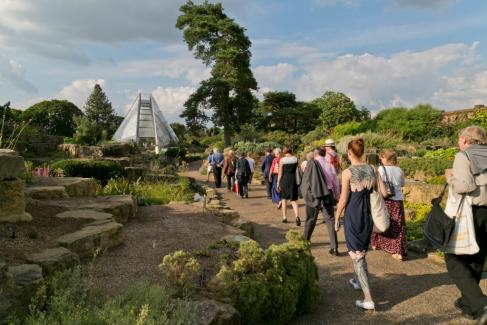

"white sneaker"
[355,300,375,310]
[349,278,361,290]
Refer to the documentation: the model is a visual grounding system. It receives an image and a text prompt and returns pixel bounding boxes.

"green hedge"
[164,146,187,159]
[399,157,453,178]
[209,230,319,325]
[51,159,126,184]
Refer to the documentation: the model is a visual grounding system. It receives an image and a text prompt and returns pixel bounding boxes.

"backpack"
[237,157,251,178]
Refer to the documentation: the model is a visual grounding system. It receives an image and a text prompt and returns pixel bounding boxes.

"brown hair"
[460,125,487,145]
[282,147,292,155]
[348,138,365,158]
[380,149,397,165]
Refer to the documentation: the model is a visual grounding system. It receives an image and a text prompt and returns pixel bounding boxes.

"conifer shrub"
[51,159,126,184]
[159,250,201,298]
[209,230,319,325]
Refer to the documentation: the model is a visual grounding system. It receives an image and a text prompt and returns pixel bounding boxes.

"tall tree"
[258,91,321,134]
[23,100,82,137]
[177,0,257,146]
[84,84,118,141]
[313,91,369,130]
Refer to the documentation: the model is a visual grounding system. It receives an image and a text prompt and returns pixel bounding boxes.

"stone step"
[26,247,80,276]
[31,176,97,197]
[27,195,137,224]
[56,221,123,259]
[25,186,68,200]
[55,209,114,222]
[0,179,32,223]
[8,264,43,287]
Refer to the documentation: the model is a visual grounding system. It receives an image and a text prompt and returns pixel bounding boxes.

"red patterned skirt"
[371,200,407,257]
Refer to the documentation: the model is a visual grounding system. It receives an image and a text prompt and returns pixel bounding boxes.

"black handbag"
[423,184,456,251]
[379,163,395,198]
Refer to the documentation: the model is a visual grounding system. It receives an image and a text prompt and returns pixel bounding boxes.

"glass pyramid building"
[112,93,179,152]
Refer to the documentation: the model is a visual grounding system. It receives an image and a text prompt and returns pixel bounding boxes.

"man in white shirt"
[246,153,255,191]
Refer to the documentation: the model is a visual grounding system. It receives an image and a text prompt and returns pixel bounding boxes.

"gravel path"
[185,163,486,325]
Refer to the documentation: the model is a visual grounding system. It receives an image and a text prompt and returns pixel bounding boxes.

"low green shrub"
[164,146,187,159]
[98,177,194,205]
[423,147,457,160]
[209,230,319,325]
[233,141,281,155]
[404,202,430,241]
[336,131,401,153]
[399,157,453,178]
[51,159,126,184]
[426,175,447,185]
[159,250,201,297]
[332,121,368,139]
[20,267,193,325]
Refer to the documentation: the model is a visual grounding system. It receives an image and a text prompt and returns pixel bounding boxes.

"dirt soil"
[183,161,486,325]
[91,203,242,297]
[0,217,88,265]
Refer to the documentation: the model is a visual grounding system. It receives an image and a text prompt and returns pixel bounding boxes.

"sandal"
[295,216,301,226]
[282,218,288,223]
[277,202,282,210]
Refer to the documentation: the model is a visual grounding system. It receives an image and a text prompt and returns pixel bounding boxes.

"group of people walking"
[206,125,487,322]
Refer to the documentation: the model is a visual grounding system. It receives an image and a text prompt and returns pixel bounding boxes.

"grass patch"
[97,177,195,205]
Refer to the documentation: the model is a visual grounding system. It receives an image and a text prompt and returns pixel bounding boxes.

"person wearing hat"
[324,139,341,174]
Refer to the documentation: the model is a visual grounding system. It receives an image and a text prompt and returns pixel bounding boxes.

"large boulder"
[0,149,24,181]
[231,219,255,239]
[212,209,240,225]
[57,221,123,259]
[5,264,44,318]
[186,299,241,325]
[31,177,97,197]
[25,186,69,199]
[0,179,32,223]
[26,247,80,276]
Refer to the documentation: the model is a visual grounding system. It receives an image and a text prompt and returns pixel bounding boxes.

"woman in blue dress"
[335,138,378,311]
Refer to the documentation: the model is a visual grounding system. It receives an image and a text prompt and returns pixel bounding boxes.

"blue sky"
[1,0,487,122]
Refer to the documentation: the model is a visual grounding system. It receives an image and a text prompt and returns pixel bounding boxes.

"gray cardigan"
[300,160,330,207]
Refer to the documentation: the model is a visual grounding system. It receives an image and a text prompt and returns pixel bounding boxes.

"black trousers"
[226,174,235,191]
[445,205,487,317]
[213,166,222,188]
[264,176,272,198]
[238,178,249,197]
[303,195,337,249]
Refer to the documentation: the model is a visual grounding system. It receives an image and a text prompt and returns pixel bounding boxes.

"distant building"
[441,104,486,123]
[112,93,178,153]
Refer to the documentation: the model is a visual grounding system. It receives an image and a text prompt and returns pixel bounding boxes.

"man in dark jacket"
[236,152,251,199]
[301,149,332,247]
[261,148,274,199]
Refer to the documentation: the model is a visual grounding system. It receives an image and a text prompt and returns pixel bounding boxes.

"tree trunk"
[223,126,231,147]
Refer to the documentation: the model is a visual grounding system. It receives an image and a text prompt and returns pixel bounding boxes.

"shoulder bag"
[370,172,390,233]
[423,184,457,252]
[379,163,395,199]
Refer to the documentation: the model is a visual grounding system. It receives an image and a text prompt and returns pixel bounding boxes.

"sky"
[1,0,487,123]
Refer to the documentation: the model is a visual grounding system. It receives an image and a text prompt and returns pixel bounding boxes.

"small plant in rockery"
[423,147,457,160]
[404,202,430,241]
[399,157,453,179]
[51,159,126,185]
[208,230,319,325]
[159,250,202,298]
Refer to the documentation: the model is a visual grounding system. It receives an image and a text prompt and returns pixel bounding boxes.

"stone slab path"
[185,164,486,325]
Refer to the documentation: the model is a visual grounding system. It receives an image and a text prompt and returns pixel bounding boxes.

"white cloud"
[0,0,246,64]
[57,79,106,109]
[0,54,37,93]
[253,42,484,111]
[151,86,195,123]
[312,0,360,6]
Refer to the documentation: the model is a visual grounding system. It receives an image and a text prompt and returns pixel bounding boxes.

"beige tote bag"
[370,184,390,233]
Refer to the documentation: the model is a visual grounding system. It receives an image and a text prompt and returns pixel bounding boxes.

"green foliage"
[423,147,457,160]
[98,177,194,205]
[177,0,258,146]
[313,91,369,129]
[23,161,33,183]
[23,100,82,137]
[209,231,319,325]
[257,91,321,134]
[426,176,447,185]
[399,157,453,178]
[84,84,119,141]
[73,116,100,145]
[21,267,192,325]
[159,250,201,297]
[263,131,302,151]
[301,126,329,145]
[473,109,487,129]
[336,131,401,153]
[164,146,187,159]
[332,120,369,139]
[233,141,281,155]
[51,159,126,184]
[404,202,430,241]
[374,104,444,142]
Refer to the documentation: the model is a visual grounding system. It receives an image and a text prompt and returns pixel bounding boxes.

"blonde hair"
[460,125,487,145]
[273,148,281,155]
[380,149,397,165]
